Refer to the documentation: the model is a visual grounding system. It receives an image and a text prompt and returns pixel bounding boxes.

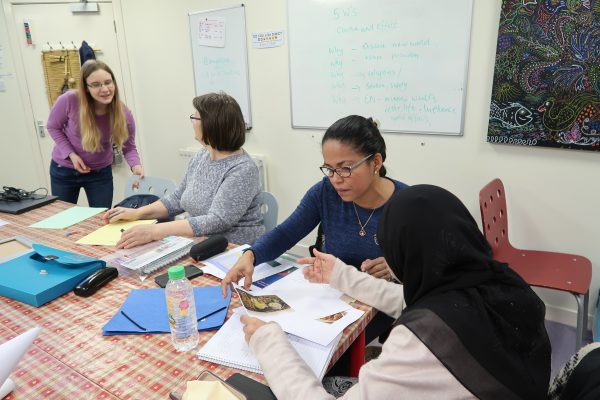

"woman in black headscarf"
[240,184,551,399]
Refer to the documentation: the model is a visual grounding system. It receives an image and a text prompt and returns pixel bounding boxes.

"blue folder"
[102,286,231,335]
[0,244,105,307]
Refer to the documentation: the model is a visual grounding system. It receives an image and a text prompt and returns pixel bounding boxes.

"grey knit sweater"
[160,148,265,244]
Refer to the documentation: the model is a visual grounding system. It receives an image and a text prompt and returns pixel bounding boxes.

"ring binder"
[197,312,339,379]
[103,236,195,275]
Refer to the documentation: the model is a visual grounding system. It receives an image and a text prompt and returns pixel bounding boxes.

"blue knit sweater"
[251,177,408,268]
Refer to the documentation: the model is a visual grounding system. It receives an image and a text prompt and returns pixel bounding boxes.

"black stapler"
[74,267,118,297]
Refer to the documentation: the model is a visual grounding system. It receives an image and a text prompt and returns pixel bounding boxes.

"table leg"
[348,330,365,377]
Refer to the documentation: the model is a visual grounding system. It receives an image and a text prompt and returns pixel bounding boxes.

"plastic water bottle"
[165,265,199,351]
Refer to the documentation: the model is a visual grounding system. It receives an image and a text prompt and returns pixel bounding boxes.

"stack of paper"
[197,309,340,379]
[202,245,300,285]
[234,267,364,346]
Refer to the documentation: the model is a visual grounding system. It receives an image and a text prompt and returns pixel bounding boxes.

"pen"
[197,306,227,322]
[121,310,147,331]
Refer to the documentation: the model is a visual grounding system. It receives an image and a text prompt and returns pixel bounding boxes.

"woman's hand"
[103,207,140,224]
[240,315,267,343]
[221,250,255,297]
[116,224,160,249]
[131,165,144,189]
[68,152,90,174]
[299,249,337,284]
[131,164,144,178]
[361,257,393,280]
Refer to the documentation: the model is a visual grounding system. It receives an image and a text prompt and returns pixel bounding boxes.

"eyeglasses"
[189,114,202,122]
[87,79,114,90]
[320,154,373,178]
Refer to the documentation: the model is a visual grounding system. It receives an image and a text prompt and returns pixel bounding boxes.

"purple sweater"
[47,90,140,170]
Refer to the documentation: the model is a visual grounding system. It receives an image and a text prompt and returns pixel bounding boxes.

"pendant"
[359,228,366,236]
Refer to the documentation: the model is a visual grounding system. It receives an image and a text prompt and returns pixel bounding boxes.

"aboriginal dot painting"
[487,0,599,151]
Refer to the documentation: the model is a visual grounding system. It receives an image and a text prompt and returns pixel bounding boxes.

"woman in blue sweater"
[222,115,408,343]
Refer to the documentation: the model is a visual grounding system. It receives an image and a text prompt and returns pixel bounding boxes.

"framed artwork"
[487,0,599,151]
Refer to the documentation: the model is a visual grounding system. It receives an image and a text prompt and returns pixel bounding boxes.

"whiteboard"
[189,5,252,128]
[287,0,473,134]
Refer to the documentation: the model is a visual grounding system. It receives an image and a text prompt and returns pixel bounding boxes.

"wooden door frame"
[2,0,141,188]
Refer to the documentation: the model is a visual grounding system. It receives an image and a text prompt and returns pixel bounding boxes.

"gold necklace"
[352,203,375,237]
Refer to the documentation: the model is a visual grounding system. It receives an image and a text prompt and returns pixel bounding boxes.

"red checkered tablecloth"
[0,201,373,399]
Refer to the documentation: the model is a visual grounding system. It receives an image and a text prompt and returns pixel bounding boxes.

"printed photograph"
[235,287,292,313]
[317,311,347,324]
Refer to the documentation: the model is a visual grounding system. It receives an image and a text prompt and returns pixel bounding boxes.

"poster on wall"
[487,1,599,151]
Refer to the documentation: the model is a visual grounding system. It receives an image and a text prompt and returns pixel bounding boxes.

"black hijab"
[378,185,551,400]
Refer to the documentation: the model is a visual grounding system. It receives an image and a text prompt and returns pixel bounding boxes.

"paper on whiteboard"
[199,17,225,47]
[252,31,284,49]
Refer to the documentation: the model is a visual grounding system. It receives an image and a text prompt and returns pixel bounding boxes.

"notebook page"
[197,312,262,373]
[197,311,341,379]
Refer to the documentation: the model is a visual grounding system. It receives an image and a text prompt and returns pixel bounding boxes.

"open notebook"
[197,311,340,379]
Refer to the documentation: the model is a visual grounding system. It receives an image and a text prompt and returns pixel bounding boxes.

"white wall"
[0,3,46,189]
[1,0,599,325]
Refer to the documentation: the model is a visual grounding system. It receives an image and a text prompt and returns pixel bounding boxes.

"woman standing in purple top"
[46,60,143,208]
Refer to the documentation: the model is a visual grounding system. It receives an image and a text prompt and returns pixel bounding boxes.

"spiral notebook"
[102,236,194,274]
[197,311,340,379]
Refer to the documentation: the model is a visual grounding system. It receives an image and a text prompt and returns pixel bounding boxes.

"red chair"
[479,178,592,350]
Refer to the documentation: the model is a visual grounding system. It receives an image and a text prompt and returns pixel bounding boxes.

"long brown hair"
[77,60,128,153]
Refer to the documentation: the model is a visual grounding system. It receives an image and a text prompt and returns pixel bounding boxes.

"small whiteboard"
[189,5,252,128]
[287,0,473,134]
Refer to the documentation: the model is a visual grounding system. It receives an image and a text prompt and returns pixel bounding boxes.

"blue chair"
[124,175,176,198]
[256,191,278,233]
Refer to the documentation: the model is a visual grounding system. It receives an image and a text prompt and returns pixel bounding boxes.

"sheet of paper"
[29,206,106,229]
[183,381,238,400]
[252,304,363,346]
[0,326,41,397]
[235,268,364,346]
[198,17,226,47]
[202,246,296,283]
[76,219,156,246]
[252,30,284,49]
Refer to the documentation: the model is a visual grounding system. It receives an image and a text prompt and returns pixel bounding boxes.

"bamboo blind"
[41,50,81,107]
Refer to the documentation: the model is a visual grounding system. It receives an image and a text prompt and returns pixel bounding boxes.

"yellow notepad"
[76,220,156,246]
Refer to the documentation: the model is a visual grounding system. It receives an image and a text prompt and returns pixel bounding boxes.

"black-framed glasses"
[189,114,202,122]
[319,154,373,178]
[87,79,114,90]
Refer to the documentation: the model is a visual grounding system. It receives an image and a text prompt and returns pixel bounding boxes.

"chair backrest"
[256,191,278,233]
[479,178,510,255]
[123,175,177,198]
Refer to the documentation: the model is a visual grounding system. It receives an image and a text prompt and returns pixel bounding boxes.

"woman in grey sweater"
[104,92,264,248]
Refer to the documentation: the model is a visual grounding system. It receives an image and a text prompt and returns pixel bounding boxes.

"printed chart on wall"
[189,5,252,128]
[287,0,473,135]
[487,1,600,151]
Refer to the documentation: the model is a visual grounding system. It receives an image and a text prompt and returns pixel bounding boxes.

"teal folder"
[0,244,105,307]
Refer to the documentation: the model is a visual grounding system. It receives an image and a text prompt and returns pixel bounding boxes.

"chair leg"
[583,291,589,341]
[574,293,587,351]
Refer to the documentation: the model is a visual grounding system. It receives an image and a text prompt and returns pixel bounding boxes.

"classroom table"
[0,201,374,399]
